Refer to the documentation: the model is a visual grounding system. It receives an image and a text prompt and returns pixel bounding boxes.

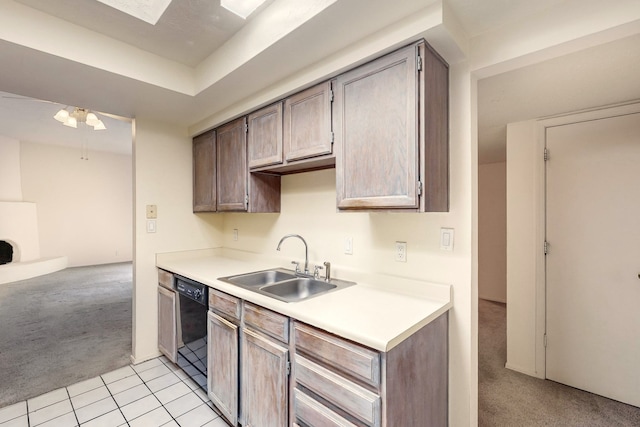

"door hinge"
[544,240,549,255]
[544,148,549,161]
[244,123,249,133]
[417,54,423,71]
[244,194,249,210]
[329,89,334,103]
[286,361,291,376]
[417,180,423,196]
[544,333,548,348]
[330,131,334,145]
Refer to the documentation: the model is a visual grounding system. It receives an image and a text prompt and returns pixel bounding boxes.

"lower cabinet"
[204,286,448,427]
[207,311,239,426]
[157,270,177,363]
[242,328,289,427]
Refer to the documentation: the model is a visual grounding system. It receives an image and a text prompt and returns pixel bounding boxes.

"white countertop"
[156,248,451,352]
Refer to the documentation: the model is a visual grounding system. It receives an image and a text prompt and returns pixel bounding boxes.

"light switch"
[146,205,157,219]
[344,237,353,255]
[440,228,454,251]
[147,220,157,233]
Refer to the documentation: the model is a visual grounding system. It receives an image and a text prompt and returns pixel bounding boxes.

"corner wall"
[132,119,224,363]
[478,161,506,302]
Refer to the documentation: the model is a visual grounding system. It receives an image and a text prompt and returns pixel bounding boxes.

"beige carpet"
[479,298,640,426]
[0,263,132,408]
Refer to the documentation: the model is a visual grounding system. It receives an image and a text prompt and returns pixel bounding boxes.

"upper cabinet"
[249,81,335,174]
[334,41,449,212]
[248,103,283,169]
[193,130,216,212]
[194,38,448,214]
[217,117,249,211]
[193,118,280,213]
[283,81,334,164]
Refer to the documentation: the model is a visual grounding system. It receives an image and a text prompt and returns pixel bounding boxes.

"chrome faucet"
[276,234,309,275]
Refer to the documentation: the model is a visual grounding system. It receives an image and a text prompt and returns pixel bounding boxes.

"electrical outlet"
[395,241,407,262]
[233,229,238,241]
[344,237,353,255]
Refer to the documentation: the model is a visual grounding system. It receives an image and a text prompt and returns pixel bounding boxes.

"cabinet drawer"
[209,288,241,321]
[294,388,357,427]
[158,269,174,289]
[294,322,380,387]
[243,302,289,343]
[295,356,380,427]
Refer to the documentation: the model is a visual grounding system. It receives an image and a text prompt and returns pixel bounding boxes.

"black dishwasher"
[175,275,208,391]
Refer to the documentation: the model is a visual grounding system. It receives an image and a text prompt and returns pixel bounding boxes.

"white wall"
[19,141,133,267]
[478,161,506,302]
[132,119,224,363]
[0,136,23,201]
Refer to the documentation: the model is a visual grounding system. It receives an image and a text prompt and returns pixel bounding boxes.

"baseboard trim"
[130,351,162,365]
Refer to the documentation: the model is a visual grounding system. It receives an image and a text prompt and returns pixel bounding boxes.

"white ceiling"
[0,0,639,161]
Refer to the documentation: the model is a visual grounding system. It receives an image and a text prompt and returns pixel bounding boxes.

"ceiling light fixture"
[220,0,267,19]
[54,107,106,130]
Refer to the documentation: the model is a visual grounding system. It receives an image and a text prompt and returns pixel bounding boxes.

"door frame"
[527,102,640,379]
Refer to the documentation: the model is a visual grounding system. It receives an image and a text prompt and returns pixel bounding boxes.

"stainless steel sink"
[224,269,297,288]
[261,278,336,302]
[218,268,354,302]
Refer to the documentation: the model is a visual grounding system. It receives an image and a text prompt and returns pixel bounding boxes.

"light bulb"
[54,109,69,123]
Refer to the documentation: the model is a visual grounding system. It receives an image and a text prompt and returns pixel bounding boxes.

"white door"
[546,112,640,406]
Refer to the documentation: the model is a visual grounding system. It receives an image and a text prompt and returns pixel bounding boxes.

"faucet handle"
[323,261,331,282]
[313,265,324,279]
[291,261,300,273]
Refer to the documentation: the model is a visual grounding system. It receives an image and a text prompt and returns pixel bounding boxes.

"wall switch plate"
[440,228,454,251]
[344,237,353,255]
[146,220,156,233]
[233,229,238,241]
[395,241,407,262]
[146,204,157,219]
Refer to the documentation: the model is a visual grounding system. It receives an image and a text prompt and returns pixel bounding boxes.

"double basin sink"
[218,268,355,303]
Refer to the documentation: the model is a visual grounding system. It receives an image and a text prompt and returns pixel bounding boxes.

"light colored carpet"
[479,298,640,426]
[0,263,132,408]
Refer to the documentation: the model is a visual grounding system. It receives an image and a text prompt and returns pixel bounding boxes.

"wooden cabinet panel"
[242,328,289,427]
[244,302,289,343]
[217,117,248,211]
[334,40,449,212]
[209,288,241,321]
[248,102,283,169]
[193,130,216,212]
[295,355,381,427]
[207,311,239,426]
[294,388,357,427]
[335,45,418,210]
[284,81,333,162]
[158,269,174,289]
[294,322,380,387]
[157,285,177,363]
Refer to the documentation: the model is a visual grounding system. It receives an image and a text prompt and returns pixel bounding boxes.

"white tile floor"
[0,357,229,427]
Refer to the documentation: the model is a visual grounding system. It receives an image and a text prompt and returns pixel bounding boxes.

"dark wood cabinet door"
[284,81,333,162]
[207,311,239,426]
[217,117,248,211]
[334,45,419,210]
[192,130,216,212]
[248,102,283,169]
[242,328,288,427]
